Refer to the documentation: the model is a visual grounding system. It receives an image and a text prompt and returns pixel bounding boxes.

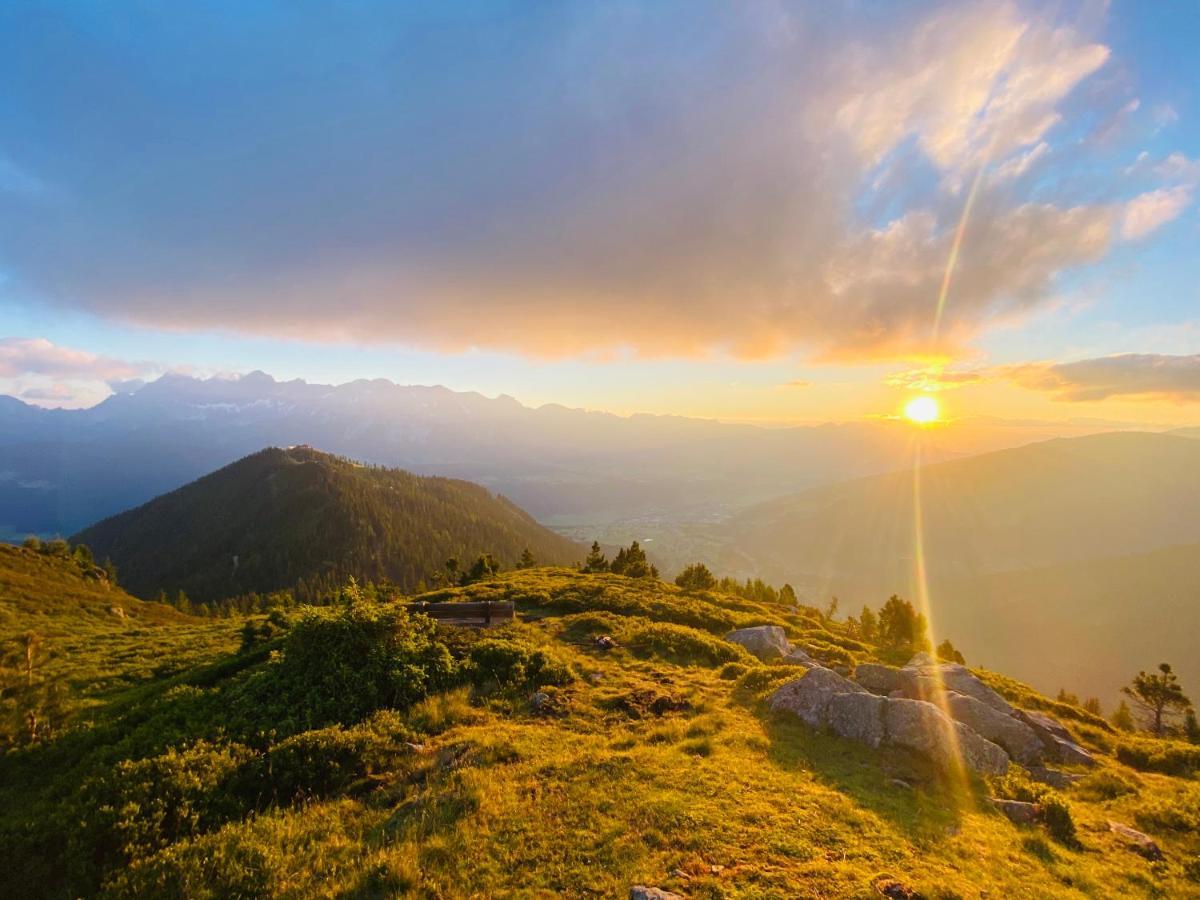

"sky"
[1,0,1199,430]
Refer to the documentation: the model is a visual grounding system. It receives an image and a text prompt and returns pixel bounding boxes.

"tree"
[675,563,716,592]
[1083,697,1102,716]
[611,542,653,579]
[1110,699,1135,732]
[878,595,928,650]
[779,583,797,607]
[461,554,500,585]
[1122,663,1193,736]
[936,638,965,664]
[858,606,878,643]
[444,557,459,586]
[824,596,839,622]
[516,548,536,569]
[1056,688,1080,706]
[1184,709,1200,744]
[583,541,609,573]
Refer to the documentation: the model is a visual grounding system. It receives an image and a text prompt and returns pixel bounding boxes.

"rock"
[990,798,1040,825]
[109,605,125,618]
[885,698,1009,775]
[854,663,904,695]
[531,691,551,711]
[780,647,816,667]
[907,651,936,667]
[1108,821,1164,860]
[630,888,685,900]
[1026,766,1085,789]
[725,625,791,661]
[889,777,912,790]
[1017,711,1097,768]
[594,635,617,651]
[769,666,866,727]
[872,876,920,899]
[900,664,1013,715]
[942,691,1043,764]
[826,691,887,748]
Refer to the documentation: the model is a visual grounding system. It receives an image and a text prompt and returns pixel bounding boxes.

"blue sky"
[1,1,1198,425]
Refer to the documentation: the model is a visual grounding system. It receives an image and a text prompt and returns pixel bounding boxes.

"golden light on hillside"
[903,395,940,425]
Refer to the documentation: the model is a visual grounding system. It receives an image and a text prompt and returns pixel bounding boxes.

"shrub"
[1039,794,1079,848]
[1134,786,1200,834]
[466,636,573,690]
[719,662,751,681]
[1116,736,1200,776]
[1075,770,1139,801]
[558,610,627,641]
[274,603,457,726]
[624,621,751,667]
[71,740,256,876]
[736,666,797,696]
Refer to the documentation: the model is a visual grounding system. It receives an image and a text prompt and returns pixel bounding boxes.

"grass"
[3,564,1200,897]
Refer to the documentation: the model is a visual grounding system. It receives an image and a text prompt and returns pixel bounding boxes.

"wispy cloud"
[0,338,145,381]
[1005,353,1200,402]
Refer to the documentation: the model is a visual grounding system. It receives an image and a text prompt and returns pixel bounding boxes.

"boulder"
[907,651,936,667]
[942,692,1043,765]
[1026,766,1085,790]
[900,664,1013,714]
[630,888,685,900]
[885,698,1009,775]
[990,798,1040,825]
[854,663,903,695]
[826,691,887,748]
[1017,711,1097,768]
[769,667,865,727]
[1108,821,1164,860]
[780,647,816,667]
[725,625,791,661]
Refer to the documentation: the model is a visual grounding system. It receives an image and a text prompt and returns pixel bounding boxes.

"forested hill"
[73,446,582,603]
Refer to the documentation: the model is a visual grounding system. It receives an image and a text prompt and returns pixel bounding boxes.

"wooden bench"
[405,600,515,628]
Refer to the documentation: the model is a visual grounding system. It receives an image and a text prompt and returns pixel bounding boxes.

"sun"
[903,395,940,425]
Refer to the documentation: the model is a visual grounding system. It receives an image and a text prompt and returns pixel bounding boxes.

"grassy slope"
[4,568,1198,898]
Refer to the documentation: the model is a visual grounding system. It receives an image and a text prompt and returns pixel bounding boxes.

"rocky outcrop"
[770,669,1008,775]
[898,663,1013,714]
[885,698,1009,775]
[942,692,1044,765]
[1026,766,1085,789]
[991,798,1040,825]
[853,663,903,695]
[1018,710,1097,767]
[780,647,816,667]
[1108,821,1164,860]
[725,625,791,661]
[769,666,866,726]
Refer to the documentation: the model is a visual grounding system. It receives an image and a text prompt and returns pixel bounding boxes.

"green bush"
[737,666,798,696]
[1075,770,1139,801]
[1134,786,1200,834]
[71,740,256,878]
[466,636,573,690]
[274,603,456,726]
[1116,736,1200,776]
[558,610,628,640]
[719,662,751,681]
[624,621,751,667]
[1039,794,1079,848]
[258,712,414,804]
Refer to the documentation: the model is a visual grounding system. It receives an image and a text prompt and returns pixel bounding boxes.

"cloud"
[0,1,1175,362]
[1120,185,1194,240]
[780,379,812,389]
[0,338,145,380]
[886,366,987,392]
[1005,354,1200,402]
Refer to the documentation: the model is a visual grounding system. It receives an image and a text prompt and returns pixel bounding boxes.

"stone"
[531,691,551,711]
[1026,766,1085,789]
[780,647,816,667]
[885,697,1009,775]
[907,651,936,667]
[826,691,887,748]
[1108,821,1164,860]
[854,663,904,695]
[630,888,685,900]
[900,664,1014,715]
[1017,710,1097,768]
[594,635,617,651]
[942,691,1044,764]
[769,666,866,727]
[725,625,791,661]
[990,798,1040,825]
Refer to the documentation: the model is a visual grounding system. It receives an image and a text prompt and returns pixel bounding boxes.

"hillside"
[2,567,1197,898]
[73,447,583,603]
[711,431,1200,703]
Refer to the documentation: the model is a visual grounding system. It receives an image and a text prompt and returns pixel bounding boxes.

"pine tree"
[583,541,609,573]
[936,638,965,664]
[1110,699,1136,731]
[516,548,536,569]
[779,583,797,606]
[1122,663,1193,736]
[859,606,878,643]
[674,563,716,591]
[878,595,928,650]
